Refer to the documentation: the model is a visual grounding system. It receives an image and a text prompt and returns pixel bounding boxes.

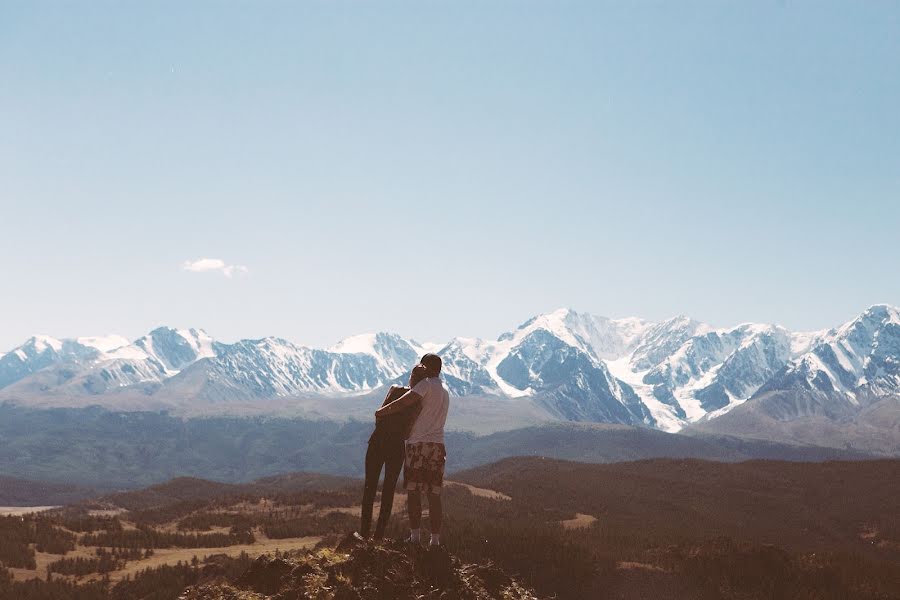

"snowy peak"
[842,303,900,329]
[191,336,393,398]
[24,334,64,354]
[764,304,900,396]
[501,308,652,361]
[73,326,221,392]
[435,337,500,397]
[0,327,219,394]
[0,336,67,390]
[492,325,653,425]
[641,323,794,419]
[828,304,898,355]
[130,327,216,373]
[630,315,712,370]
[329,331,420,378]
[0,334,115,390]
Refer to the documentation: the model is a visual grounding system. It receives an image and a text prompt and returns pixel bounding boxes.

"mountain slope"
[0,475,98,506]
[758,304,900,397]
[168,337,391,400]
[0,405,879,489]
[692,305,900,451]
[329,331,423,379]
[0,327,217,396]
[0,335,102,389]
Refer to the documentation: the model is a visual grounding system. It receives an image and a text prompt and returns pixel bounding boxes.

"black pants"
[360,434,405,539]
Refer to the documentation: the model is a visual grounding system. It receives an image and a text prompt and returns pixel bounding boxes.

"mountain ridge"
[2,306,898,441]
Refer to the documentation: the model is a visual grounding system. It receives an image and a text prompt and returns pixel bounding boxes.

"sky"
[1,1,899,352]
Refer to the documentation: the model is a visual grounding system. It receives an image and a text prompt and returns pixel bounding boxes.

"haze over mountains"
[1,305,898,448]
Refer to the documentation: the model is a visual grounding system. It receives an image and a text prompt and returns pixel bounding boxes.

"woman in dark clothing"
[358,365,427,539]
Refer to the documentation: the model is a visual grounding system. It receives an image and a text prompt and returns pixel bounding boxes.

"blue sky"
[1,1,898,351]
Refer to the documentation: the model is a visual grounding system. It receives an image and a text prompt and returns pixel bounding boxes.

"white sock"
[430,533,440,546]
[409,529,421,543]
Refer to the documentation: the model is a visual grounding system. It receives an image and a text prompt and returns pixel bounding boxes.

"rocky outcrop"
[179,534,542,600]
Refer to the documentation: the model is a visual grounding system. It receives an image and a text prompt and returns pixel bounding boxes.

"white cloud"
[183,258,248,278]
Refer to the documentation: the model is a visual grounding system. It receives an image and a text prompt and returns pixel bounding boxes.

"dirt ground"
[559,512,597,529]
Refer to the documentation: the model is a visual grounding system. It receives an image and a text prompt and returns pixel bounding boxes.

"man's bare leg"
[428,492,442,545]
[407,489,422,542]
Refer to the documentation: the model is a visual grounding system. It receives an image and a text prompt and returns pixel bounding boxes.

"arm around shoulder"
[375,389,423,417]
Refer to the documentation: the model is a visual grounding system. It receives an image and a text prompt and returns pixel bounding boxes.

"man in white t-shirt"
[375,353,449,547]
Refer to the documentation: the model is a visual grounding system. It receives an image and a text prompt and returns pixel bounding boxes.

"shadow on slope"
[687,391,900,456]
[450,421,878,471]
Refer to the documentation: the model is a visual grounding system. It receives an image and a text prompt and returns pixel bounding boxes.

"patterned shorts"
[404,442,446,495]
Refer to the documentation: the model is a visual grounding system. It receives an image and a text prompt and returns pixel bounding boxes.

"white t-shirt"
[407,377,450,444]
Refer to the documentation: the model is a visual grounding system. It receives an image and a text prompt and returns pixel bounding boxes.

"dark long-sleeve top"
[369,385,421,444]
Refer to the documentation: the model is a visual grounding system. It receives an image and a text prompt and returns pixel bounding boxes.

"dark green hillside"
[0,476,96,506]
[0,405,369,488]
[437,458,900,599]
[95,471,359,512]
[455,457,900,553]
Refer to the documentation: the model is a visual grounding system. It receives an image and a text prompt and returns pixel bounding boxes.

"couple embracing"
[357,353,449,547]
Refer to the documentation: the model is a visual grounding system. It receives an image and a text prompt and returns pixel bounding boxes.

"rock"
[236,555,294,595]
[182,538,544,599]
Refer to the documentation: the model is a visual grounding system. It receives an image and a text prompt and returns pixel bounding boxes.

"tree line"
[1,553,253,600]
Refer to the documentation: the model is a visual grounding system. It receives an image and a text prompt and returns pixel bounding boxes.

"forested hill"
[454,456,900,553]
[2,457,899,599]
[0,476,96,506]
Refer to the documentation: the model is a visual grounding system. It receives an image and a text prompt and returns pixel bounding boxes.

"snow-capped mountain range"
[2,305,899,433]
